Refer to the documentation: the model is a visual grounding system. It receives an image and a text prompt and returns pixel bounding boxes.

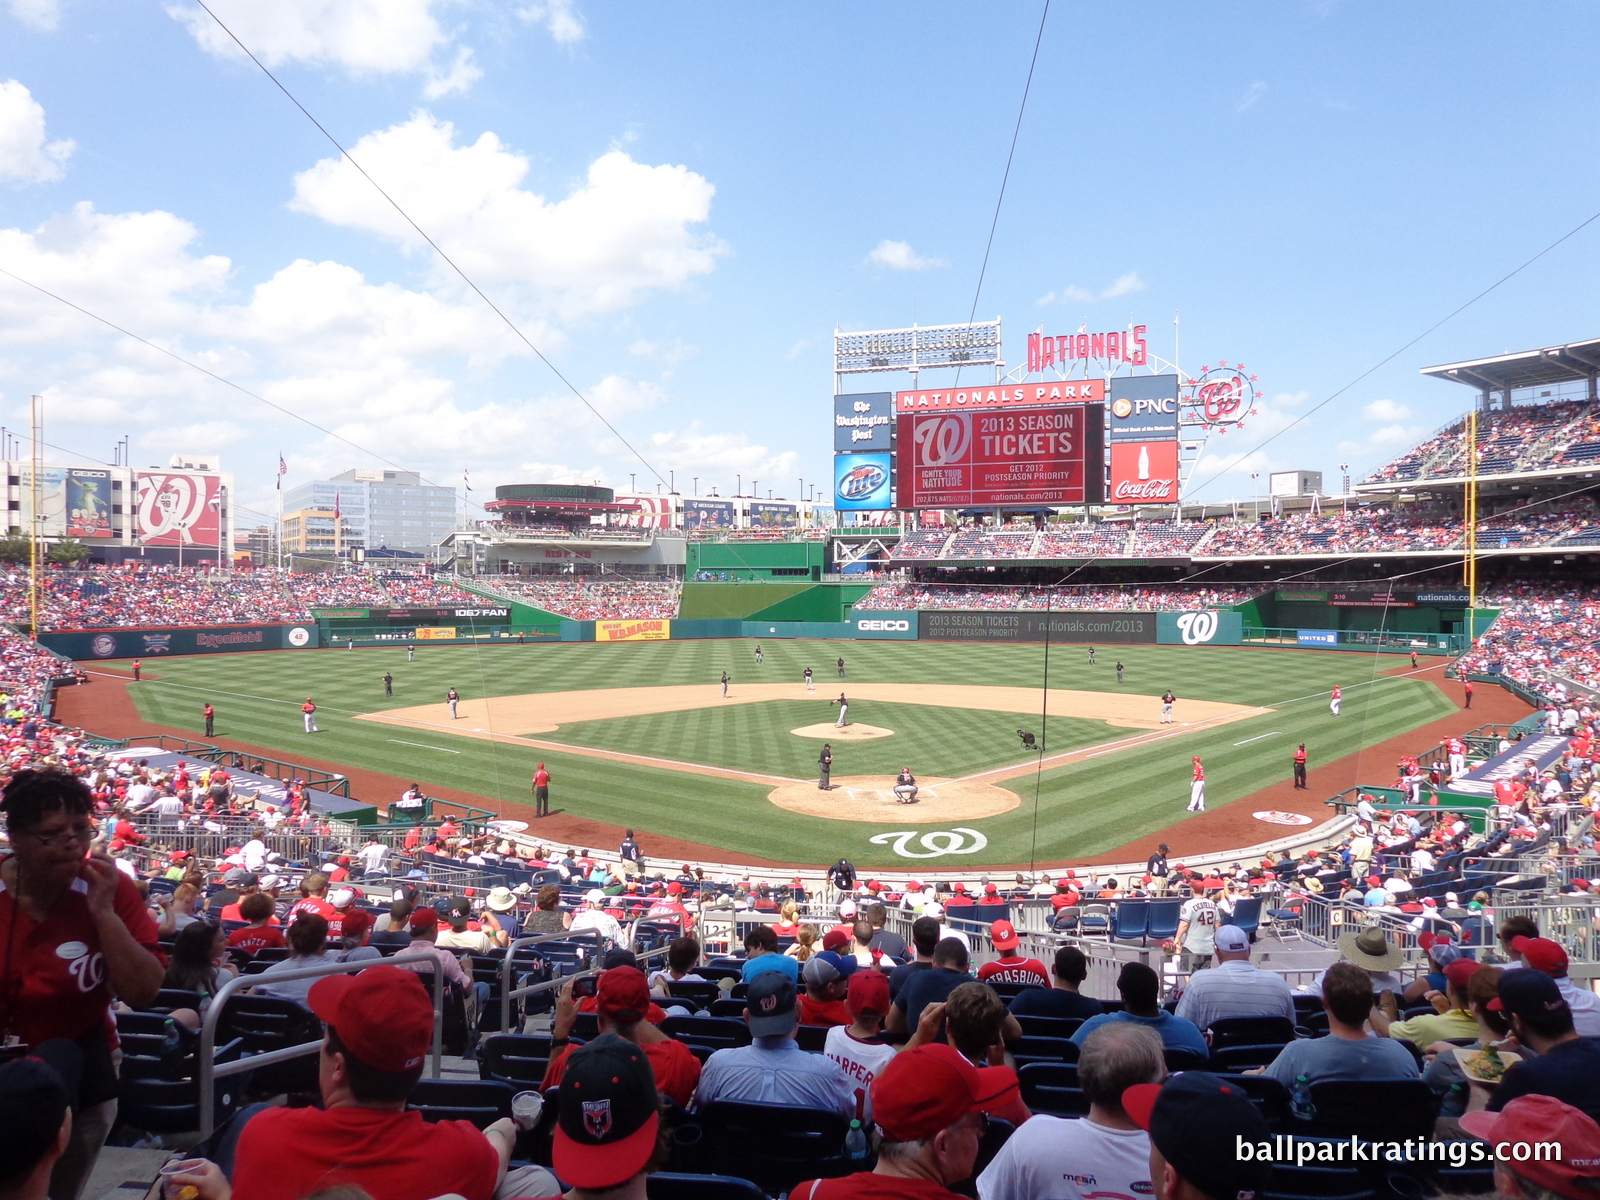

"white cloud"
[0,80,74,183]
[1191,448,1279,482]
[423,47,483,100]
[785,337,818,360]
[517,0,585,44]
[866,239,944,271]
[1038,272,1146,305]
[1237,81,1267,112]
[1362,397,1412,422]
[1338,423,1424,455]
[7,0,59,31]
[1274,390,1311,406]
[169,0,448,74]
[291,114,724,316]
[628,338,698,367]
[647,423,799,483]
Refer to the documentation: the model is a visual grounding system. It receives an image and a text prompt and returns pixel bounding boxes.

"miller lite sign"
[1109,441,1179,504]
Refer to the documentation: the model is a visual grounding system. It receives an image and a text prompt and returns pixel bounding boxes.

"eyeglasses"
[27,827,96,849]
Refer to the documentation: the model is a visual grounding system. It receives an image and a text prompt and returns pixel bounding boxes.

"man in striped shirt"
[1173,925,1295,1031]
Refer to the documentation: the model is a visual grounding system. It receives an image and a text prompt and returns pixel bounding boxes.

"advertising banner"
[39,623,319,659]
[920,610,1156,643]
[18,465,67,538]
[849,610,919,639]
[896,404,1103,508]
[596,618,671,642]
[135,472,221,547]
[749,502,799,528]
[618,496,672,529]
[1328,589,1415,608]
[1297,630,1340,646]
[895,379,1104,413]
[1449,731,1571,797]
[415,626,457,640]
[834,452,894,511]
[681,499,736,530]
[65,469,114,538]
[1108,441,1180,505]
[834,392,894,452]
[1108,374,1180,442]
[1157,610,1244,646]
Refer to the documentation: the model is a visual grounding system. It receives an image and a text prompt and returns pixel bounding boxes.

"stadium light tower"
[1251,472,1260,520]
[1338,462,1350,513]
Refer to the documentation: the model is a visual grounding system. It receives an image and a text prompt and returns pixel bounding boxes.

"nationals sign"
[1109,440,1179,504]
[896,404,1103,508]
[135,472,221,547]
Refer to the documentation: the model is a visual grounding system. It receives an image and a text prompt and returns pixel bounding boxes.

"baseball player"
[132,658,142,682]
[1330,685,1342,716]
[837,656,846,679]
[803,666,815,692]
[720,671,729,698]
[302,698,318,734]
[533,763,551,817]
[203,702,215,738]
[755,643,763,664]
[407,643,415,661]
[447,687,460,719]
[1292,743,1308,789]
[834,692,850,727]
[818,743,834,790]
[1187,756,1206,811]
[1410,648,1419,669]
[1447,736,1467,778]
[1116,660,1125,684]
[1087,646,1096,666]
[1175,888,1220,971]
[382,671,393,696]
[1160,690,1176,724]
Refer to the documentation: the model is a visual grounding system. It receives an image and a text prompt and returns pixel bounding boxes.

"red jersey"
[792,1173,965,1200]
[0,864,163,1050]
[287,896,336,927]
[1192,762,1205,782]
[1049,892,1079,911]
[541,1035,701,1108]
[645,899,694,929]
[976,956,1050,987]
[797,994,853,1027]
[231,1105,497,1200]
[1332,687,1342,700]
[301,701,315,714]
[228,924,286,955]
[533,768,550,788]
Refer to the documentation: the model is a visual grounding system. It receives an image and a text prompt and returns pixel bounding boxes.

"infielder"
[1116,660,1125,684]
[382,672,393,696]
[447,687,460,719]
[302,697,319,733]
[1160,690,1176,724]
[834,692,850,727]
[803,666,815,692]
[1187,756,1206,811]
[721,671,730,698]
[755,644,763,664]
[837,656,846,679]
[1330,685,1342,716]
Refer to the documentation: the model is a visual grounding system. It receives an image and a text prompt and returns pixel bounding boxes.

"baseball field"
[101,636,1459,868]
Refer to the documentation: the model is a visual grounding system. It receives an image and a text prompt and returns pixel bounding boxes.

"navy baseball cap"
[746,969,799,1035]
[0,1057,70,1183]
[1490,968,1570,1019]
[1124,1073,1271,1200]
[553,1033,660,1190]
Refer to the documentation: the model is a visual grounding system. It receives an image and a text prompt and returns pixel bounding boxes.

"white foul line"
[1234,731,1283,746]
[386,739,461,754]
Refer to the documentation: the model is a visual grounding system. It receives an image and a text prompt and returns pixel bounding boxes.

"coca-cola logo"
[1113,478,1175,499]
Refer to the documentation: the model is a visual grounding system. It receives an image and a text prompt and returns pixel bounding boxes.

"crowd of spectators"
[1204,508,1463,556]
[0,567,477,630]
[859,581,1257,611]
[1364,399,1595,484]
[477,577,679,620]
[1455,584,1600,700]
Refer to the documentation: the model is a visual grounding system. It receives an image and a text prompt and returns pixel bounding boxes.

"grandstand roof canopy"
[1422,336,1600,393]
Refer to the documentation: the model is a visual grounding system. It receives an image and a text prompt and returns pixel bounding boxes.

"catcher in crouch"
[893,767,919,804]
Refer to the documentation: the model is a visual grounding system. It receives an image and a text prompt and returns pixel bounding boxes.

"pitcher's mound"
[790,722,893,741]
[769,775,1021,823]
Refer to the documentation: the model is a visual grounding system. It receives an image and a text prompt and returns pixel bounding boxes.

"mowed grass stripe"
[121,639,1448,865]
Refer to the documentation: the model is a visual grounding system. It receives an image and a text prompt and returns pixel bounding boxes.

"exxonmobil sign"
[1109,441,1179,505]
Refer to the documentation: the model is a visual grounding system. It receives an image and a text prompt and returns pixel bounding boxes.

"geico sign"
[857,619,910,632]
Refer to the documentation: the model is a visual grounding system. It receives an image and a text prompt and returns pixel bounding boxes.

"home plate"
[789,722,894,740]
[769,775,1021,822]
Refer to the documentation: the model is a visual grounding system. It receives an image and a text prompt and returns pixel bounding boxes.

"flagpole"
[276,453,285,572]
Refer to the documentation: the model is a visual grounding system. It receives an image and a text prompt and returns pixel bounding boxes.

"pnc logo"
[857,620,910,632]
[1111,397,1134,418]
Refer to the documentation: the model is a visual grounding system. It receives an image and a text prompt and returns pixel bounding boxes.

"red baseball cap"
[984,882,999,895]
[990,919,1020,952]
[1462,1096,1600,1197]
[846,970,891,1019]
[822,928,852,953]
[871,1043,1018,1141]
[409,907,439,932]
[309,965,433,1072]
[1513,935,1570,975]
[1418,932,1454,951]
[1442,958,1480,993]
[339,909,373,943]
[596,966,651,1023]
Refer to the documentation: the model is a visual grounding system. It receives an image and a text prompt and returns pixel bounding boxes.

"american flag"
[277,454,286,489]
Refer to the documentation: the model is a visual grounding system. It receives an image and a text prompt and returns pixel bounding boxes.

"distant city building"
[279,468,456,554]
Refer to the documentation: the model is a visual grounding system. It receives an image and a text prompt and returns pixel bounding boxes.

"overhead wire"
[191,0,670,493]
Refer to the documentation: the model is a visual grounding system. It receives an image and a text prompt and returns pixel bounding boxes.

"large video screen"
[895,403,1103,508]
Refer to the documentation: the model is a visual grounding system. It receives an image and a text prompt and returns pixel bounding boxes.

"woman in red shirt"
[0,769,165,1200]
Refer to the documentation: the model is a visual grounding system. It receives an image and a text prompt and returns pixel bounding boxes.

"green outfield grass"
[116,638,1456,866]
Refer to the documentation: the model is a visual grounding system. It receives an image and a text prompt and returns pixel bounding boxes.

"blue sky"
[2,1,1599,525]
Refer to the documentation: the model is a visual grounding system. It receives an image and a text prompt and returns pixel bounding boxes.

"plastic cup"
[158,1159,207,1200]
[511,1090,544,1131]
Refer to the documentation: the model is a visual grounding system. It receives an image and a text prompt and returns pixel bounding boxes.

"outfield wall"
[42,623,321,659]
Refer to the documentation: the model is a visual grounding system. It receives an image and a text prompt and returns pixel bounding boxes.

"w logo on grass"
[869,828,989,858]
[1175,611,1220,645]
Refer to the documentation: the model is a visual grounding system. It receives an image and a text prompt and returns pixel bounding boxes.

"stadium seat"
[1145,898,1182,945]
[1214,1074,1293,1131]
[1207,1016,1297,1050]
[646,1174,769,1200]
[478,1034,557,1088]
[1076,903,1112,938]
[690,1102,852,1195]
[1112,900,1149,942]
[1017,1062,1087,1116]
[1229,898,1262,939]
[1209,1043,1289,1073]
[1163,1047,1209,1072]
[1011,1035,1078,1066]
[408,1078,517,1128]
[668,979,721,1008]
[1263,1163,1376,1200]
[1306,1080,1438,1142]
[1013,1014,1083,1039]
[660,1015,751,1052]
[795,1024,831,1053]
[971,902,1010,923]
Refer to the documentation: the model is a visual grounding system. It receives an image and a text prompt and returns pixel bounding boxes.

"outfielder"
[803,666,815,692]
[834,692,850,727]
[1116,660,1125,684]
[1330,685,1342,716]
[302,697,318,733]
[1087,646,1096,666]
[721,671,729,698]
[755,643,763,664]
[1187,756,1206,811]
[1160,690,1176,724]
[447,687,460,719]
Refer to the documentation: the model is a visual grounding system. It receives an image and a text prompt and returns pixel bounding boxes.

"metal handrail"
[197,951,445,1140]
[498,930,606,1034]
